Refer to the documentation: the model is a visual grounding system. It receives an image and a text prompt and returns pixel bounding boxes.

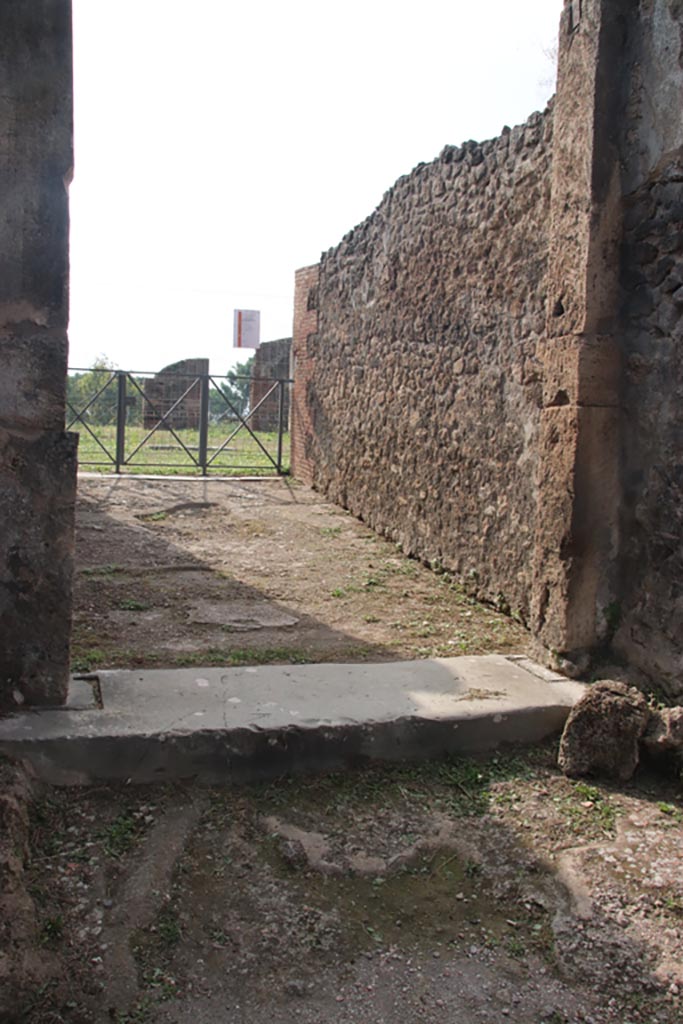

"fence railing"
[65,368,293,476]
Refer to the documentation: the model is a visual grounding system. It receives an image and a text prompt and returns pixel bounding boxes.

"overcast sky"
[68,0,563,375]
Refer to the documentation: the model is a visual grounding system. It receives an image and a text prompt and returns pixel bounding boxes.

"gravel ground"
[18,743,683,1024]
[72,475,526,673]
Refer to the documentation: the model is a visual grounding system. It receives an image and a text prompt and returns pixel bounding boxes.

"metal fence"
[65,368,293,476]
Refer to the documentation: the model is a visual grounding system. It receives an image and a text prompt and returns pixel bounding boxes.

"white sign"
[233,309,260,349]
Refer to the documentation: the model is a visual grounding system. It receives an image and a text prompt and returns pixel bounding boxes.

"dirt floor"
[3,476,681,1023]
[14,744,683,1024]
[72,475,527,673]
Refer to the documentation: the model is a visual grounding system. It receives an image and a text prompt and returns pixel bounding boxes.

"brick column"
[0,1,77,708]
[290,264,320,485]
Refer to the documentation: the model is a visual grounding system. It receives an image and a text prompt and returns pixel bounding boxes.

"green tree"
[210,356,254,421]
[66,356,119,426]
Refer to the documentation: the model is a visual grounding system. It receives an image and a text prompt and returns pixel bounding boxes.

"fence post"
[198,374,210,475]
[276,379,285,475]
[115,372,127,473]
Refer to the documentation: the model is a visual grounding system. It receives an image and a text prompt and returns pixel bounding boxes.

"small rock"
[284,979,307,998]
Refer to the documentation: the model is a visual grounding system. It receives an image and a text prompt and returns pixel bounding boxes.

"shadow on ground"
[72,476,527,672]
[12,745,683,1024]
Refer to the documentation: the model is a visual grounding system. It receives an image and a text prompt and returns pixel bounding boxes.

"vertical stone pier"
[533,0,683,686]
[290,265,320,485]
[0,1,77,708]
[531,0,624,667]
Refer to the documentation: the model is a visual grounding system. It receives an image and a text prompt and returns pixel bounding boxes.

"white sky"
[68,0,563,375]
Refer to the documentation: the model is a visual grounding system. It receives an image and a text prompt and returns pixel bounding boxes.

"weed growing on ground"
[551,780,619,837]
[114,999,155,1024]
[81,563,124,576]
[154,907,182,948]
[658,801,683,823]
[185,646,314,667]
[40,914,64,947]
[132,906,184,1007]
[71,647,108,672]
[248,750,538,818]
[117,599,150,612]
[98,813,141,858]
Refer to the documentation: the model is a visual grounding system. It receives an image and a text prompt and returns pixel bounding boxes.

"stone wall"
[293,110,554,623]
[613,0,683,694]
[249,338,292,433]
[0,1,77,709]
[143,359,209,431]
[291,0,683,694]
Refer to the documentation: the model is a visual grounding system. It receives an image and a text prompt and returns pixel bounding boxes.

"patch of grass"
[172,646,315,668]
[71,647,108,672]
[132,907,184,1005]
[16,981,63,1022]
[81,563,125,576]
[154,907,182,947]
[139,965,180,1002]
[98,813,141,858]
[73,419,290,477]
[40,914,64,947]
[114,999,155,1024]
[465,859,481,878]
[208,925,232,947]
[140,511,168,522]
[362,574,384,590]
[393,561,419,578]
[118,599,150,612]
[506,935,526,957]
[657,801,683,823]
[553,781,618,837]
[320,526,342,538]
[250,750,537,818]
[663,894,683,917]
[330,587,346,598]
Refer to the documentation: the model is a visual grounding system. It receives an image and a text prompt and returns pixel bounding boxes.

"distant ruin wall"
[249,338,292,433]
[291,265,321,485]
[143,358,209,430]
[293,109,554,622]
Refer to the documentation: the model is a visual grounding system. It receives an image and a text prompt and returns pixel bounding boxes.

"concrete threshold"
[0,655,584,785]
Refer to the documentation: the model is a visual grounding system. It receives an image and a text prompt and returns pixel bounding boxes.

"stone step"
[0,655,583,784]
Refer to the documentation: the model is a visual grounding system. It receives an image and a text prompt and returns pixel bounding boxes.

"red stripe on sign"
[237,311,242,347]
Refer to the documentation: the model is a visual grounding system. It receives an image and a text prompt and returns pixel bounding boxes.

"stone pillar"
[610,0,683,693]
[531,0,625,669]
[290,265,320,485]
[0,1,77,708]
